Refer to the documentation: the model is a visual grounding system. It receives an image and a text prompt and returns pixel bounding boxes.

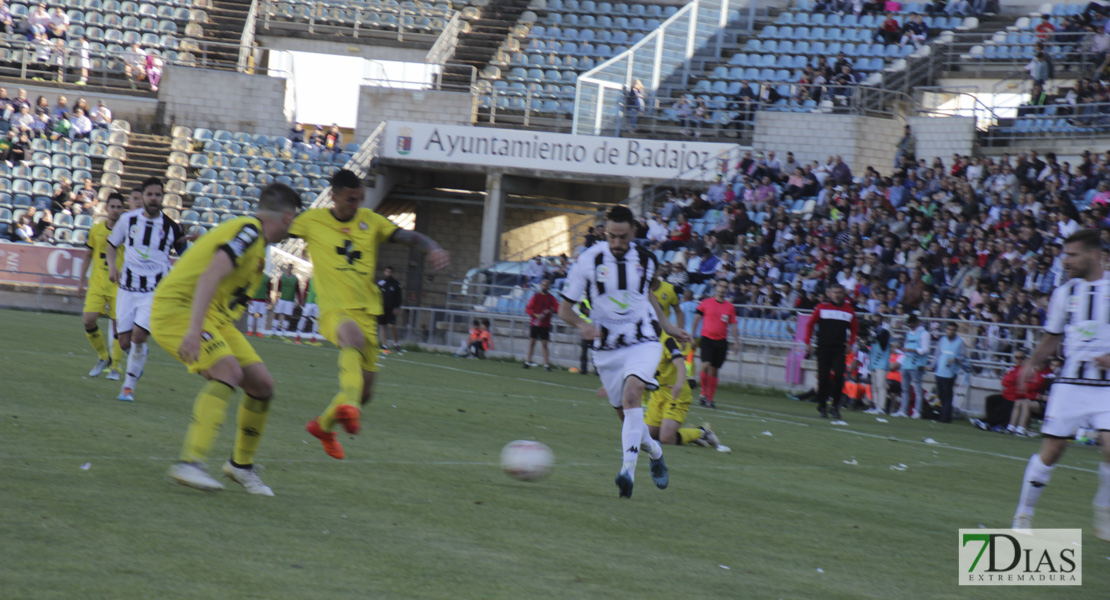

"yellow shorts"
[83,284,117,317]
[150,302,261,374]
[645,383,693,427]
[321,307,380,372]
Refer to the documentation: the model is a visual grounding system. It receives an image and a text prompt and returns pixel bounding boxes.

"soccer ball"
[500,440,554,482]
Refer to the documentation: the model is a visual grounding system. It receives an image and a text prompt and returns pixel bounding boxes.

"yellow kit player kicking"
[294,169,450,459]
[645,332,726,451]
[151,184,302,494]
[79,192,126,380]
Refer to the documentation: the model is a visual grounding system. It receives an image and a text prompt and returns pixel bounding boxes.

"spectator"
[624,79,646,133]
[875,13,902,45]
[324,123,343,160]
[931,322,966,423]
[48,6,68,39]
[49,38,65,83]
[1034,15,1056,41]
[894,124,916,168]
[900,14,928,49]
[91,100,111,129]
[123,42,147,89]
[75,36,90,85]
[26,2,49,39]
[70,108,92,139]
[0,1,11,34]
[145,52,163,92]
[674,96,694,136]
[13,213,33,242]
[523,256,544,284]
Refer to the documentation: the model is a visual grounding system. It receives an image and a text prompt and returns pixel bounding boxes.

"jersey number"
[336,240,362,265]
[230,285,250,310]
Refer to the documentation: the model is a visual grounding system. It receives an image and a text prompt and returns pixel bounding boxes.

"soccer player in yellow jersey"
[79,192,126,380]
[645,331,724,449]
[651,278,684,330]
[151,184,302,494]
[294,169,450,459]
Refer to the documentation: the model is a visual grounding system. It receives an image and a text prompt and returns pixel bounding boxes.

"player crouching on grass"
[644,331,724,451]
[152,183,302,495]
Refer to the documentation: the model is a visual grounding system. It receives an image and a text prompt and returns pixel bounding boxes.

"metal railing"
[241,0,261,72]
[259,0,454,42]
[914,86,1006,130]
[426,12,462,68]
[937,33,1102,78]
[361,61,477,94]
[574,0,740,136]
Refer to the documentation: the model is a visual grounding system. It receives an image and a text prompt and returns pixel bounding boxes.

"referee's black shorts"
[699,337,729,368]
[379,309,397,325]
[529,325,551,341]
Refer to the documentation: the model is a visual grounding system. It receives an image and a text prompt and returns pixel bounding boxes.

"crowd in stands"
[289,122,345,162]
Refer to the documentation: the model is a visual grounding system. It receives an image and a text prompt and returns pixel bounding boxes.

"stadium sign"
[958,529,1081,586]
[383,121,740,181]
[0,241,85,286]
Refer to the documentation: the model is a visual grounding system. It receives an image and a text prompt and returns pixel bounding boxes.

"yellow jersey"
[655,332,688,387]
[153,217,266,324]
[289,207,397,315]
[653,281,680,321]
[86,220,124,291]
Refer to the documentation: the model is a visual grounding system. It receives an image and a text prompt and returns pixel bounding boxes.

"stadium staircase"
[886,13,1015,95]
[441,0,532,89]
[101,133,173,193]
[202,0,254,67]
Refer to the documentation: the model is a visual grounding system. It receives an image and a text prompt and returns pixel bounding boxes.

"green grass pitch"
[1,309,1107,599]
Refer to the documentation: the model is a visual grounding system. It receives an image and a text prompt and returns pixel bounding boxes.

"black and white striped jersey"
[1044,273,1110,386]
[561,242,660,351]
[106,208,186,293]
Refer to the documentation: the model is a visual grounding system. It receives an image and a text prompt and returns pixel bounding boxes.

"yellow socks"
[232,395,271,466]
[319,347,364,431]
[677,428,703,445]
[86,326,109,361]
[180,380,235,463]
[111,336,124,372]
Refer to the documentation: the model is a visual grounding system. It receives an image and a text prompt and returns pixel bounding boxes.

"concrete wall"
[753,112,904,176]
[257,36,430,64]
[906,116,976,165]
[158,66,293,137]
[354,87,475,141]
[500,209,593,260]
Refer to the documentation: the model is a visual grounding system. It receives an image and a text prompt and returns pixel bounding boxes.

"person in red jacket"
[803,283,858,423]
[1006,357,1055,436]
[524,278,559,370]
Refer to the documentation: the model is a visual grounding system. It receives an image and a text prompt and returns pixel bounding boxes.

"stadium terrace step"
[92,132,173,194]
[442,0,533,90]
[201,0,254,69]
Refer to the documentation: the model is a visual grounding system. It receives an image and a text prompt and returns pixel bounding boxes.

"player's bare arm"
[670,355,685,398]
[78,247,92,293]
[389,229,450,270]
[178,251,235,364]
[106,243,119,283]
[558,299,598,339]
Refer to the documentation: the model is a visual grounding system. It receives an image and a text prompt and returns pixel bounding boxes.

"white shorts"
[1041,383,1110,438]
[248,300,267,316]
[301,303,319,318]
[116,289,154,334]
[593,343,662,409]
[275,299,296,316]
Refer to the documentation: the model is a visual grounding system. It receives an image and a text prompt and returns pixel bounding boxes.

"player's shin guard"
[124,342,149,389]
[1016,453,1056,517]
[86,325,109,361]
[319,347,363,431]
[181,380,235,463]
[232,395,270,466]
[677,428,703,445]
[620,407,646,478]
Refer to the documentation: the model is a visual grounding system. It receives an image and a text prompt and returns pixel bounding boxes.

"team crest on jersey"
[359,222,368,230]
[597,265,610,280]
[200,331,213,341]
[1069,296,1081,310]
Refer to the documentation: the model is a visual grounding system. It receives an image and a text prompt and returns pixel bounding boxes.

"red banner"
[0,241,85,287]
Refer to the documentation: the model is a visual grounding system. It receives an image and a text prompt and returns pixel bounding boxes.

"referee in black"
[802,284,859,422]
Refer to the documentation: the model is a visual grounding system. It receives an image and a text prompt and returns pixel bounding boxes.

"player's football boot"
[1095,504,1110,542]
[649,455,669,489]
[699,424,721,449]
[168,462,225,491]
[88,359,110,377]
[118,387,134,402]
[829,405,842,421]
[222,461,274,496]
[306,419,344,459]
[106,369,121,381]
[615,471,633,498]
[1012,513,1033,533]
[817,404,828,418]
[334,404,361,435]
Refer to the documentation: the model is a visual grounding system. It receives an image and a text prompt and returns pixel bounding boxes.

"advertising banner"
[383,121,742,182]
[0,241,84,287]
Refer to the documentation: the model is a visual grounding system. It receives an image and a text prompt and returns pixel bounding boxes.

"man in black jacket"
[378,266,403,352]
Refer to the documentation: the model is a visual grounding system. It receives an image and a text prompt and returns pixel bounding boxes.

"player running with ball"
[559,205,693,499]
